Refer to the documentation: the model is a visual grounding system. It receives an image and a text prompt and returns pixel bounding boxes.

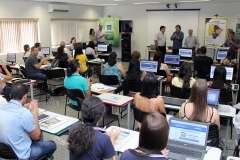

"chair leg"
[133,120,135,130]
[118,118,120,127]
[231,119,233,139]
[102,117,105,127]
[78,111,80,119]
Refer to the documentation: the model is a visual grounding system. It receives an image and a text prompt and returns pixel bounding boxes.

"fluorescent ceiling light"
[134,2,159,4]
[113,0,125,1]
[97,4,119,6]
[74,1,95,4]
[179,0,210,2]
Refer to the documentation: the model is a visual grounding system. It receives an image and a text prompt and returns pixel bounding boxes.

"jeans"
[29,140,56,160]
[87,67,92,78]
[172,49,179,55]
[28,72,48,90]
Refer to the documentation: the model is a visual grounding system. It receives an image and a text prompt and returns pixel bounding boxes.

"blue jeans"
[29,140,56,159]
[28,72,48,90]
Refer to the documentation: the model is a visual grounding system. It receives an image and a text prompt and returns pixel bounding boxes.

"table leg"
[159,80,162,96]
[127,103,130,129]
[30,84,34,101]
[223,118,230,155]
[101,63,103,75]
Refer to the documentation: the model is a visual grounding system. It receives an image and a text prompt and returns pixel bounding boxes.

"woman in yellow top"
[74,47,92,78]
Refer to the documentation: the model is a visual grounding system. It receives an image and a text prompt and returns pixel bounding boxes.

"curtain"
[0,20,39,53]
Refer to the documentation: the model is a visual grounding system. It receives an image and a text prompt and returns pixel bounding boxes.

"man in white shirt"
[35,42,45,59]
[0,79,8,107]
[96,24,108,44]
[184,29,200,50]
[154,26,167,59]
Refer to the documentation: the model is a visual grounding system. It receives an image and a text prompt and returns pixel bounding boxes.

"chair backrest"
[86,55,95,60]
[45,69,65,79]
[65,88,85,107]
[207,124,219,147]
[170,85,191,99]
[98,55,109,62]
[19,66,27,79]
[0,142,18,159]
[194,64,211,79]
[156,69,167,78]
[124,80,142,93]
[58,61,68,68]
[52,51,57,57]
[22,57,27,62]
[99,75,119,86]
[219,90,232,105]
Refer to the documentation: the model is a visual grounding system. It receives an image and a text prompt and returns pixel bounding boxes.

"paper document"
[219,105,231,114]
[102,95,122,103]
[40,116,68,129]
[114,130,131,151]
[91,83,115,93]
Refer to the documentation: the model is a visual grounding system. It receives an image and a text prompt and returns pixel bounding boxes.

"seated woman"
[60,41,72,58]
[221,49,237,67]
[55,46,71,68]
[74,47,92,78]
[208,66,232,91]
[153,50,170,76]
[23,44,30,57]
[179,79,220,146]
[86,41,99,59]
[0,61,13,99]
[120,112,169,160]
[89,28,97,45]
[104,52,126,93]
[64,59,92,106]
[172,62,196,89]
[68,96,120,160]
[70,37,76,51]
[134,72,166,114]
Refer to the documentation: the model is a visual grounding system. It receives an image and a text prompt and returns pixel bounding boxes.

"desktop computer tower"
[121,33,131,62]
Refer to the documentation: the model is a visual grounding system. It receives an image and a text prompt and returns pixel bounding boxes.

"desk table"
[165,103,236,156]
[110,126,222,160]
[40,111,79,136]
[91,83,116,95]
[97,93,134,129]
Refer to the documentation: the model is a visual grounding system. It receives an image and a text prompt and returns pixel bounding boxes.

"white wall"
[104,2,240,59]
[0,1,103,64]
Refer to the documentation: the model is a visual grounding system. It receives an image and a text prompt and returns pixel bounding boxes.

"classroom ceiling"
[13,0,240,6]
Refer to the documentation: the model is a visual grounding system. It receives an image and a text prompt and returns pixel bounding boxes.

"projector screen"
[147,10,199,47]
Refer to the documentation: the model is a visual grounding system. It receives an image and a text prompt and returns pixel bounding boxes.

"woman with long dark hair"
[120,112,169,159]
[172,62,195,90]
[89,28,97,45]
[23,44,30,57]
[70,37,76,51]
[64,59,92,106]
[55,46,71,68]
[68,97,120,160]
[221,49,237,67]
[86,41,99,58]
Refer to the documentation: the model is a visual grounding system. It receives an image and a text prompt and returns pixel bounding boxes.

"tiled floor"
[33,61,237,160]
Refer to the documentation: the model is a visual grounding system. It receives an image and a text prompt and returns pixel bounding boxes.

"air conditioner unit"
[48,4,70,13]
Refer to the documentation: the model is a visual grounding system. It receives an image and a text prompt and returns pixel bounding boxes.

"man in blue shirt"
[170,25,184,55]
[0,83,56,159]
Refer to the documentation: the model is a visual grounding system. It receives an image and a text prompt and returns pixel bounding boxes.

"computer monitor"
[207,88,220,106]
[179,48,193,59]
[216,50,227,60]
[164,55,180,65]
[41,47,50,55]
[210,65,234,81]
[140,60,158,73]
[6,53,16,64]
[98,44,108,52]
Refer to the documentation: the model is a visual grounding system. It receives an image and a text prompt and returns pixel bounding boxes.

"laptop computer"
[207,88,220,109]
[150,44,156,50]
[210,65,234,81]
[164,55,180,68]
[179,48,193,60]
[216,50,227,61]
[167,118,209,160]
[140,60,158,73]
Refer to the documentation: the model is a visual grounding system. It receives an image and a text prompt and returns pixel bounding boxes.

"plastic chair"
[45,68,65,93]
[207,124,219,147]
[86,55,95,60]
[124,80,142,94]
[170,85,191,99]
[52,51,57,57]
[99,75,120,86]
[65,88,85,119]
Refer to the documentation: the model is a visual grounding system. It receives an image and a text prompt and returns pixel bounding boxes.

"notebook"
[140,60,158,73]
[167,118,209,160]
[207,88,220,108]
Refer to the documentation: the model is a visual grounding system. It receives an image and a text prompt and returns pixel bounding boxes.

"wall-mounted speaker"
[121,34,131,62]
[122,48,131,62]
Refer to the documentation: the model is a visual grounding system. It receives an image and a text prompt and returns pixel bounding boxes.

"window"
[0,19,39,53]
[51,19,98,46]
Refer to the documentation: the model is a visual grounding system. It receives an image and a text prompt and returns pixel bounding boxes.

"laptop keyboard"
[167,145,202,158]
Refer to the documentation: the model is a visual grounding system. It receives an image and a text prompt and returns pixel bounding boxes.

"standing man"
[34,42,44,59]
[154,26,167,59]
[25,46,49,92]
[170,25,184,55]
[96,24,108,44]
[222,29,240,51]
[184,29,200,50]
[0,83,56,159]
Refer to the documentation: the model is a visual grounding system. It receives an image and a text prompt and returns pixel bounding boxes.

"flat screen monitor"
[41,47,50,55]
[164,55,180,65]
[207,88,220,106]
[7,53,16,64]
[98,44,108,52]
[210,65,234,81]
[179,49,192,58]
[216,50,227,60]
[140,60,158,73]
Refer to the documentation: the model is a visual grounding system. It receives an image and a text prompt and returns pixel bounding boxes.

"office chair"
[170,86,191,99]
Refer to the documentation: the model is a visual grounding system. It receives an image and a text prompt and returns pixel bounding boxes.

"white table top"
[227,156,240,160]
[111,126,222,160]
[40,111,79,136]
[97,93,133,107]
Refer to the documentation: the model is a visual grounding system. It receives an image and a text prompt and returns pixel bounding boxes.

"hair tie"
[84,122,93,126]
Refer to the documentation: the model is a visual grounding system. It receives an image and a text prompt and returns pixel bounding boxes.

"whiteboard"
[147,10,199,47]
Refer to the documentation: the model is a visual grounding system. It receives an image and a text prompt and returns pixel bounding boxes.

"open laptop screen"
[216,50,227,60]
[164,55,180,65]
[169,119,208,146]
[41,47,50,55]
[210,65,233,81]
[140,60,158,73]
[7,53,16,63]
[98,44,107,52]
[207,88,220,106]
[179,49,192,58]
